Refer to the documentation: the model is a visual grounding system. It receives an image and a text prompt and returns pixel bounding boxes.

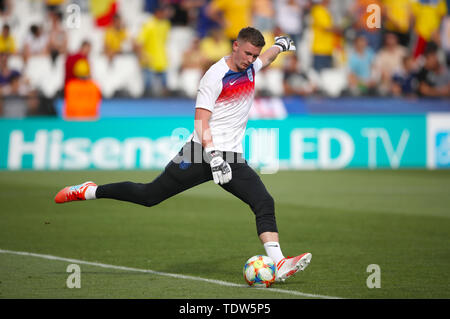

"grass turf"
[0,170,449,299]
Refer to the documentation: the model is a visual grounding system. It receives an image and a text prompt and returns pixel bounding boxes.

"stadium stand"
[0,0,448,115]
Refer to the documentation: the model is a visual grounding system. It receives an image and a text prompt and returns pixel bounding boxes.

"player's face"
[232,40,262,72]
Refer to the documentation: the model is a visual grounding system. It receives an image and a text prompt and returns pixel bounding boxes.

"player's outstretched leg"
[54,142,213,206]
[54,181,97,203]
[276,252,312,282]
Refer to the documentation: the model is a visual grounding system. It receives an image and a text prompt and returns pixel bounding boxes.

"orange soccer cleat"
[54,181,97,204]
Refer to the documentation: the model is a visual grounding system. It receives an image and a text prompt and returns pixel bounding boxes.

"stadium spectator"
[22,24,49,64]
[252,0,275,32]
[373,32,408,95]
[0,24,16,54]
[0,53,21,91]
[104,14,128,63]
[310,0,339,72]
[195,0,221,38]
[0,53,38,117]
[439,8,450,67]
[382,0,413,48]
[283,54,317,96]
[391,55,419,97]
[347,34,377,96]
[63,58,102,119]
[136,5,171,97]
[0,0,448,102]
[0,0,12,18]
[179,37,207,98]
[415,45,450,97]
[206,0,252,41]
[328,0,354,27]
[411,0,448,58]
[64,40,92,86]
[166,0,199,27]
[274,0,309,46]
[200,27,231,69]
[46,10,68,64]
[349,0,383,51]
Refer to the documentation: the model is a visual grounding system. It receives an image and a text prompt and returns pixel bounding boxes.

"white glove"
[208,150,232,185]
[273,36,296,52]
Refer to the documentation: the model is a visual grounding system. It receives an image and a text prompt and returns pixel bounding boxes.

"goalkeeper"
[55,27,312,282]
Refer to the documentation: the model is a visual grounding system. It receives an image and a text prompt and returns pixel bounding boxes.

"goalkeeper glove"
[273,36,296,52]
[207,150,232,185]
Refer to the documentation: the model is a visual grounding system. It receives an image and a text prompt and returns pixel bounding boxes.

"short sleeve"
[195,68,223,112]
[253,58,263,73]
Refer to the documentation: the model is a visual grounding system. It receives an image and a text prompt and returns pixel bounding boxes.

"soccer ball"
[243,255,276,288]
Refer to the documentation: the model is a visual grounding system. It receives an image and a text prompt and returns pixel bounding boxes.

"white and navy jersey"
[190,56,263,153]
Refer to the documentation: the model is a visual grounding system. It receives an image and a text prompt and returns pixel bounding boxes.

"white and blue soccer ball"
[243,255,276,288]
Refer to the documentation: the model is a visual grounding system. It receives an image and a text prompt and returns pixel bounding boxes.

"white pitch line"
[0,248,342,299]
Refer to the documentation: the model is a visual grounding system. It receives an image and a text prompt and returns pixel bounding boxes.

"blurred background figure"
[0,53,22,91]
[441,7,450,67]
[195,0,221,39]
[22,24,49,64]
[310,0,339,72]
[283,53,317,96]
[63,57,102,120]
[349,0,383,51]
[199,27,231,69]
[415,44,450,97]
[179,37,206,98]
[0,0,12,19]
[373,32,407,95]
[274,0,309,48]
[347,34,376,96]
[0,24,15,54]
[252,0,275,33]
[135,4,171,97]
[382,0,413,48]
[164,0,198,94]
[206,0,252,42]
[64,40,92,87]
[103,14,128,63]
[391,55,419,97]
[0,53,39,117]
[46,10,68,65]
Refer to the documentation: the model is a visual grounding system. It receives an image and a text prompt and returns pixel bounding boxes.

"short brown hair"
[237,27,265,48]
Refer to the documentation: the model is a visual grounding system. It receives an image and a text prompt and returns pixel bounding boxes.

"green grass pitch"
[0,170,449,299]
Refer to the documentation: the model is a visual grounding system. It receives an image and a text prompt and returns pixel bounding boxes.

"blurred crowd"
[0,0,449,116]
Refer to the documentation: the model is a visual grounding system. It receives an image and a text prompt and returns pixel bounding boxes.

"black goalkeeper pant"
[96,141,278,235]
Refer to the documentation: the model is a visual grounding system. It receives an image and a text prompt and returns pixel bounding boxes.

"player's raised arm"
[259,36,296,69]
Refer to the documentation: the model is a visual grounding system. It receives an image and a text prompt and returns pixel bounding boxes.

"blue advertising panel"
[426,113,450,169]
